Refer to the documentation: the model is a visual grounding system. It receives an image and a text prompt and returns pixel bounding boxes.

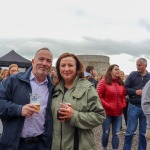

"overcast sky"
[0,0,150,74]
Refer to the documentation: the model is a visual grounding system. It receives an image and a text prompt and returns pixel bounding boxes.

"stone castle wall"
[77,55,110,75]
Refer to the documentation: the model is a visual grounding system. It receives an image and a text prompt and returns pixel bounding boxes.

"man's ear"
[32,59,34,65]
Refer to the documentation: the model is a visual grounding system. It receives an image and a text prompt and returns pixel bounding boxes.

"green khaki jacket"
[51,77,105,150]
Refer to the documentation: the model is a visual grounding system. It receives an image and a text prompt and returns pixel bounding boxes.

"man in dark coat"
[0,47,54,150]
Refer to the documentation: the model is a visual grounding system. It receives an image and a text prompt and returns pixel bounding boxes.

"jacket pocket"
[79,129,96,150]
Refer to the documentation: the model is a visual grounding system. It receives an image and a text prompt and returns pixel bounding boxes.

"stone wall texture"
[77,55,110,75]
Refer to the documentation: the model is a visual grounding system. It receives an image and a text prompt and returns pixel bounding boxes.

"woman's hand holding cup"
[57,102,73,122]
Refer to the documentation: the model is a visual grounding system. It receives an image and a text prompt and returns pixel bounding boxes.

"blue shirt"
[21,72,49,138]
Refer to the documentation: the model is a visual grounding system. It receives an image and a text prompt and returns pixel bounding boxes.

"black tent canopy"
[0,50,31,68]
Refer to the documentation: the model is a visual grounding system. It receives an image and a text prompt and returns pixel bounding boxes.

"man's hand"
[146,128,150,140]
[21,104,39,116]
[136,89,142,96]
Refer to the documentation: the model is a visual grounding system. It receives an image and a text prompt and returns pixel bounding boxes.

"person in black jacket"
[123,58,150,150]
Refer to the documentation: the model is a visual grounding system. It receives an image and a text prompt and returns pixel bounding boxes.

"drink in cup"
[57,102,71,120]
[57,110,64,120]
[30,94,40,112]
[34,102,40,112]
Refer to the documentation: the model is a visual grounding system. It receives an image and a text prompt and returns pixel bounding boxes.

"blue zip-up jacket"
[0,67,54,150]
[125,71,150,106]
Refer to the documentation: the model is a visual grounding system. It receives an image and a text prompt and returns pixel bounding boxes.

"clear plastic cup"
[30,94,40,112]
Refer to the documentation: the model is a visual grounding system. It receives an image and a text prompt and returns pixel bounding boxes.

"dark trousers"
[18,139,39,150]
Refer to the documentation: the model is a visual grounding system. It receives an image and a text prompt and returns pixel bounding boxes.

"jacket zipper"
[60,94,64,150]
[115,82,118,115]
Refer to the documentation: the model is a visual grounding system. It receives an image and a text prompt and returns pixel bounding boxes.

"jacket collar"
[112,77,118,82]
[54,76,93,98]
[17,67,32,84]
[137,70,149,77]
[18,67,54,87]
[54,76,79,92]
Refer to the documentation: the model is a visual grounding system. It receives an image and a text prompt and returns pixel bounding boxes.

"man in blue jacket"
[123,58,150,150]
[0,47,54,150]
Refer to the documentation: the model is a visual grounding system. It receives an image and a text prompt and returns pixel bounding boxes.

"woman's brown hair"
[104,64,124,85]
[56,53,84,83]
[0,69,8,79]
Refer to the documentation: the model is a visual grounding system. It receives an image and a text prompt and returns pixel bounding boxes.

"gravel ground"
[93,117,138,150]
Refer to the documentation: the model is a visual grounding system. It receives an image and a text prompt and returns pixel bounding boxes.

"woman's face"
[111,66,120,78]
[119,71,125,81]
[9,66,18,75]
[60,57,77,83]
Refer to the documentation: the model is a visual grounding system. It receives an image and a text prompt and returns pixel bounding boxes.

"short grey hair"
[35,47,53,58]
[136,58,147,65]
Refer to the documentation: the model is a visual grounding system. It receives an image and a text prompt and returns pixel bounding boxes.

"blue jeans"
[101,115,122,150]
[123,103,146,150]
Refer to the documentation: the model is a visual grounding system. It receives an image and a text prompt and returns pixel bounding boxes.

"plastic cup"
[56,102,71,120]
[30,94,40,112]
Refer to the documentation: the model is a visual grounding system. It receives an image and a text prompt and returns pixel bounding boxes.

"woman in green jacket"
[51,53,105,150]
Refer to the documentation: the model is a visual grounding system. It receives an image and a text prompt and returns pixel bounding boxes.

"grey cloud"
[0,37,150,60]
[139,19,150,31]
[75,9,87,17]
[64,5,88,17]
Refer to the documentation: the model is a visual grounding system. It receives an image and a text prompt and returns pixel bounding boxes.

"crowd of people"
[0,48,150,150]
[0,64,19,81]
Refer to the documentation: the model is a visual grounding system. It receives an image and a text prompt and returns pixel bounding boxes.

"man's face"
[136,60,147,73]
[32,50,53,78]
